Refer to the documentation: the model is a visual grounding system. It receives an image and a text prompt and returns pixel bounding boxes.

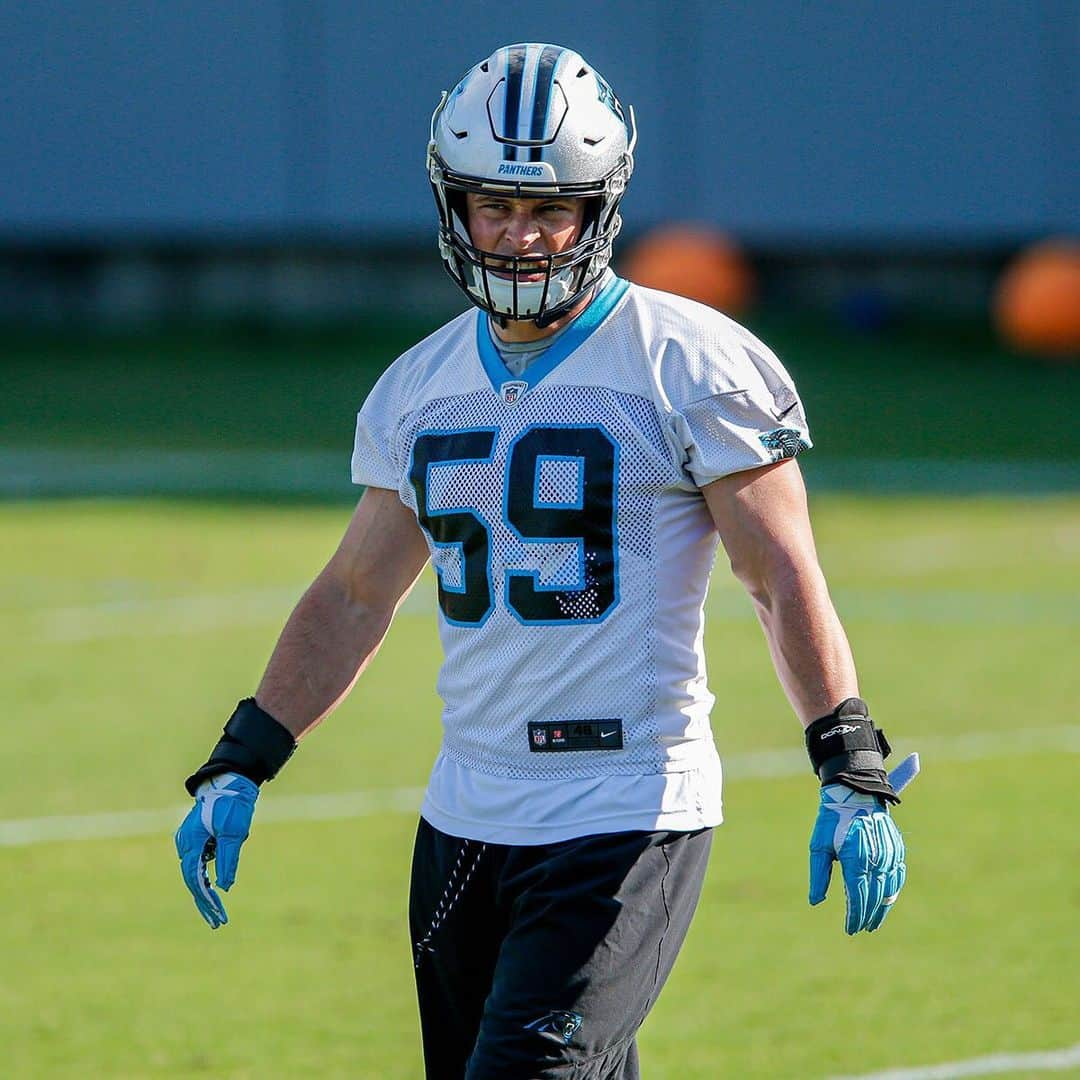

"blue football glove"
[174,772,259,929]
[808,753,918,934]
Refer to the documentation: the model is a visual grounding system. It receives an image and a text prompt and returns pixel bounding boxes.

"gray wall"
[2,1,1076,245]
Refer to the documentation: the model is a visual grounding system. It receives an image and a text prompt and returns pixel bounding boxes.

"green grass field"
[4,314,1078,465]
[2,494,1077,1078]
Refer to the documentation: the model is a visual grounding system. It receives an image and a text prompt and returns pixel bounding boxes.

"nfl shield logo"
[501,380,527,405]
[532,728,547,747]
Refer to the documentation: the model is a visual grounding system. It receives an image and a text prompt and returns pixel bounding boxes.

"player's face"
[465,194,586,281]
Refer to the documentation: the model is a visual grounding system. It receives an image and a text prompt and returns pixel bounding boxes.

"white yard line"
[717,725,1080,780]
[38,585,308,641]
[2,726,1076,848]
[0,447,352,499]
[0,788,427,847]
[20,580,1076,643]
[829,1042,1080,1079]
[27,580,434,642]
[1,447,1077,497]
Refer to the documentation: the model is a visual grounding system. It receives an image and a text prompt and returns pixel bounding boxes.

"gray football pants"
[409,817,713,1079]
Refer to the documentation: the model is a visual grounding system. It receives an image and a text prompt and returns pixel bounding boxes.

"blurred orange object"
[993,240,1080,360]
[620,224,755,314]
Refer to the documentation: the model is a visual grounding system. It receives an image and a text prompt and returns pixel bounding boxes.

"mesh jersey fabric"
[351,277,810,841]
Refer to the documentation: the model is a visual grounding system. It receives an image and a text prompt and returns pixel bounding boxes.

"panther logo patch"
[759,427,809,462]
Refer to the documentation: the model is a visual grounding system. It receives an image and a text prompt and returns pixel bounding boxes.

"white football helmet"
[428,43,636,326]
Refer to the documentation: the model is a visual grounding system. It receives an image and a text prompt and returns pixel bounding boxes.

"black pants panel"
[409,819,713,1080]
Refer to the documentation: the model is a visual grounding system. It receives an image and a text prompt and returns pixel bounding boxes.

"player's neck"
[489,288,596,345]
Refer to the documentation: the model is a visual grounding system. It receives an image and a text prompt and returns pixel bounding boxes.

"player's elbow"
[729,546,807,618]
[315,559,398,640]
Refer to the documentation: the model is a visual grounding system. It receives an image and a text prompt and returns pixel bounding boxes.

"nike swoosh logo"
[772,400,799,421]
[601,730,616,739]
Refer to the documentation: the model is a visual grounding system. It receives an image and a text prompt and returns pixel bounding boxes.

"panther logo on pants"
[524,1010,584,1045]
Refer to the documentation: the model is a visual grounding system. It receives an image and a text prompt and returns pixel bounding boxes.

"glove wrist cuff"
[805,698,899,805]
[184,698,297,795]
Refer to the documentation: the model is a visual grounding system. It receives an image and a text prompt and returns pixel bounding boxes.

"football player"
[176,43,911,1079]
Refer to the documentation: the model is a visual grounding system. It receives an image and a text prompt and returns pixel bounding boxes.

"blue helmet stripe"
[502,45,527,161]
[529,45,564,162]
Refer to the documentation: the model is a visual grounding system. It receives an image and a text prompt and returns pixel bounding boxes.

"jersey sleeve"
[350,363,405,490]
[666,320,811,487]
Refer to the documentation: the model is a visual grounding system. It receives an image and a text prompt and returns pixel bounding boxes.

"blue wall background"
[1,1,1076,245]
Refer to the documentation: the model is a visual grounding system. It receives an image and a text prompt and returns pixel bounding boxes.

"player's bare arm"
[706,458,913,933]
[174,487,428,928]
[256,486,430,739]
[703,457,858,725]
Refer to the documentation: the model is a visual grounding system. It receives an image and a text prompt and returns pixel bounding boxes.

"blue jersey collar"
[476,275,630,396]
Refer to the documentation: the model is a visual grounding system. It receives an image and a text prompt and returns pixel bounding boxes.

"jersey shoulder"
[369,307,480,412]
[351,308,481,489]
[619,282,800,411]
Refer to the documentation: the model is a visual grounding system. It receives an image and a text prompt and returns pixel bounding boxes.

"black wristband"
[804,697,899,805]
[184,698,297,795]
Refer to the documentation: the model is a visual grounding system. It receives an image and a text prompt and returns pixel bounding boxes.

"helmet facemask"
[432,176,625,327]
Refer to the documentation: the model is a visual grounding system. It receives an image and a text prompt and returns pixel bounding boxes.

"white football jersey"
[352,276,810,844]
